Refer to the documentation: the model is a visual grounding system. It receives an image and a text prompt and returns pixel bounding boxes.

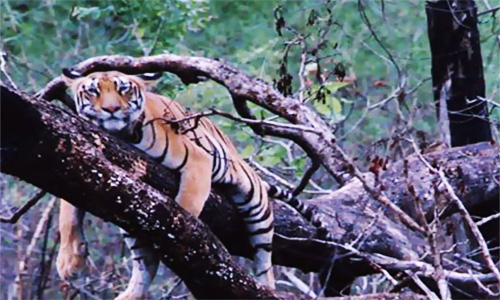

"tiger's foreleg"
[171,142,213,217]
[115,229,159,300]
[56,200,87,280]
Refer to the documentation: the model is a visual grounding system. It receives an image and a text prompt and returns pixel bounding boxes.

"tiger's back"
[140,90,275,275]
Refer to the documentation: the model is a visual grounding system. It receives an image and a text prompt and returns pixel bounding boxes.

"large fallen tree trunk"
[2,84,499,298]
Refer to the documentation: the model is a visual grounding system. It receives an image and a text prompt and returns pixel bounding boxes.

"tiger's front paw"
[56,241,87,280]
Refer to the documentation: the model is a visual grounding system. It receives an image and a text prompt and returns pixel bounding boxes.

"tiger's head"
[62,69,162,136]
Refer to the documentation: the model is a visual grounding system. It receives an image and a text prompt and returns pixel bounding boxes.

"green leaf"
[240,144,254,158]
[324,81,350,93]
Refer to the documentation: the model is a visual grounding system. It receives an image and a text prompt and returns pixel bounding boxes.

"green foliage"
[1,0,498,298]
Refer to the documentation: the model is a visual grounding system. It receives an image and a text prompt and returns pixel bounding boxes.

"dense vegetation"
[1,0,498,299]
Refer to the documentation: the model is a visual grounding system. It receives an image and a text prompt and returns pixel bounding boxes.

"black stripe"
[219,144,229,176]
[256,266,272,276]
[235,167,255,206]
[145,122,157,151]
[122,233,133,238]
[78,91,84,108]
[253,243,272,252]
[245,207,272,224]
[214,127,228,145]
[248,222,273,236]
[236,169,255,206]
[267,185,278,197]
[154,129,169,163]
[209,139,221,176]
[133,256,145,261]
[255,178,264,214]
[247,201,266,219]
[240,200,263,218]
[173,144,189,171]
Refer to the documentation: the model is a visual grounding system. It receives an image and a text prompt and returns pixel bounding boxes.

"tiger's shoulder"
[143,91,239,155]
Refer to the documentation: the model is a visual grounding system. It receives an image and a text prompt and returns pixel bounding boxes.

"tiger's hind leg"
[57,200,87,281]
[115,228,159,300]
[252,226,275,289]
[235,186,275,289]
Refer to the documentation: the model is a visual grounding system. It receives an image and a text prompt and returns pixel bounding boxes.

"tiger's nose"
[102,106,121,114]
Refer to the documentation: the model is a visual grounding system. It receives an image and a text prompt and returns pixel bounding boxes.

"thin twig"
[406,271,440,300]
[276,233,500,285]
[437,168,500,285]
[68,282,101,300]
[36,210,53,299]
[282,269,317,298]
[292,159,320,196]
[16,198,57,295]
[0,50,18,90]
[0,190,47,223]
[358,0,402,81]
[248,158,330,195]
[469,269,498,296]
[408,138,500,285]
[410,159,451,300]
[478,5,500,16]
[476,212,500,227]
[151,107,320,135]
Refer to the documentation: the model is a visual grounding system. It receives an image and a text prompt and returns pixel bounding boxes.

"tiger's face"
[62,69,161,135]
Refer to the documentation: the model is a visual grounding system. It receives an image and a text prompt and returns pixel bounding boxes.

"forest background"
[1,0,499,299]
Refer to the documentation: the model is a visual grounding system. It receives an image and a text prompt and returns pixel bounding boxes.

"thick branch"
[0,86,279,300]
[36,54,353,184]
[4,86,499,298]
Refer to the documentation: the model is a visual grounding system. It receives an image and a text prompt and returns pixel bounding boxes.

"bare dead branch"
[0,190,47,223]
[406,271,440,300]
[16,198,57,295]
[408,138,500,285]
[477,5,500,16]
[0,50,18,90]
[437,168,500,285]
[154,107,320,135]
[293,159,321,196]
[476,212,500,227]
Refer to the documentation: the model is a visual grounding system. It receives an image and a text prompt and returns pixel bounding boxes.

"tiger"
[58,69,323,299]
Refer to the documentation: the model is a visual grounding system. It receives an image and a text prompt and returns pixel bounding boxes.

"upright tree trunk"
[426,0,492,147]
[426,0,498,264]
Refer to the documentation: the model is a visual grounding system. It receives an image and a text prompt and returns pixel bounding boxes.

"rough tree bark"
[0,86,279,300]
[426,0,492,146]
[426,0,498,272]
[2,85,499,298]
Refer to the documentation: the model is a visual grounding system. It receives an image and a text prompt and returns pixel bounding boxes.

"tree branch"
[3,85,499,298]
[1,85,280,300]
[36,54,354,184]
[0,190,47,223]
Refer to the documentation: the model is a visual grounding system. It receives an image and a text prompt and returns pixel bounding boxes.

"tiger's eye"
[118,84,131,94]
[85,85,99,97]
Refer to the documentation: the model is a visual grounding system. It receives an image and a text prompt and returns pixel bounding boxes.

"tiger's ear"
[136,72,163,87]
[61,68,83,85]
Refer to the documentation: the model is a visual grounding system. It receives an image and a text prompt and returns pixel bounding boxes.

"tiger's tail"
[267,185,331,239]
